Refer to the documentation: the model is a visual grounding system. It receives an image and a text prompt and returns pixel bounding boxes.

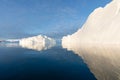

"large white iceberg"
[62,0,120,47]
[19,35,56,51]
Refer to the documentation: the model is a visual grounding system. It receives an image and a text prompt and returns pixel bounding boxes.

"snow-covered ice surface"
[62,0,120,47]
[19,35,56,51]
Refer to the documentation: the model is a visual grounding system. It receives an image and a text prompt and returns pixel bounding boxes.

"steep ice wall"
[62,0,120,47]
[19,35,56,51]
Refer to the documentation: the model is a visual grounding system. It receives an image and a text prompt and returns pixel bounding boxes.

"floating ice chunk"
[19,35,56,51]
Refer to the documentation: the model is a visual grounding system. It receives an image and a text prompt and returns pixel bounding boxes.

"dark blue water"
[0,46,96,80]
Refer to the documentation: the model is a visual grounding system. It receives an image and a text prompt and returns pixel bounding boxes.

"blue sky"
[0,0,111,39]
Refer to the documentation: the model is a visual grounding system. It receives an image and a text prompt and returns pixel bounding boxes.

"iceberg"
[0,42,19,47]
[62,0,120,79]
[62,0,120,47]
[5,39,20,43]
[19,35,56,51]
[0,39,20,47]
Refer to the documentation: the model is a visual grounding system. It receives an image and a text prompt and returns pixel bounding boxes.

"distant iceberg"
[0,39,20,43]
[0,39,20,47]
[62,0,120,47]
[19,35,56,51]
[5,39,20,42]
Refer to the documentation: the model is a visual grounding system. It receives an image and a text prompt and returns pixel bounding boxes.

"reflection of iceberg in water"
[62,43,120,80]
[19,35,56,51]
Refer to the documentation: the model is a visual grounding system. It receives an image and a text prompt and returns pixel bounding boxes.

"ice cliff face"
[19,35,56,51]
[62,0,120,47]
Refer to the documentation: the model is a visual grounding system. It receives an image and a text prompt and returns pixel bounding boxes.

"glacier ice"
[19,35,56,51]
[62,1,120,79]
[62,0,120,47]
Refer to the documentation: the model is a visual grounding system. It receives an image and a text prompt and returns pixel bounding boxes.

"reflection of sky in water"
[62,44,120,80]
[0,46,96,80]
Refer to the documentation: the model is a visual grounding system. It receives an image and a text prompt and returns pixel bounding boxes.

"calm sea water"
[0,45,96,80]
